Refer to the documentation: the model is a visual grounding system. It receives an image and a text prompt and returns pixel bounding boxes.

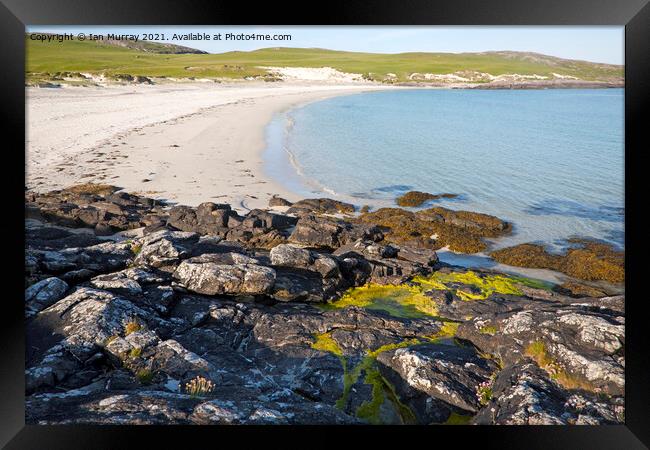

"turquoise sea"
[264,88,624,252]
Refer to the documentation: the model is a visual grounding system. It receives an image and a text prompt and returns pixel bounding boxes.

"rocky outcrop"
[167,202,237,235]
[288,215,382,250]
[24,185,625,425]
[26,185,162,234]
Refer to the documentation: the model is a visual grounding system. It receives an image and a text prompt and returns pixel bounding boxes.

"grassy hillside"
[26,36,623,82]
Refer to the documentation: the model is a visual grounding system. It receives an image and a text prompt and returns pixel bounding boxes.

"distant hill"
[27,33,207,54]
[99,38,208,54]
[25,36,623,84]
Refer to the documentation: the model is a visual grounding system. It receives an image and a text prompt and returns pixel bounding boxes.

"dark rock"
[167,204,235,235]
[333,239,437,285]
[269,195,293,207]
[287,198,355,216]
[26,224,104,250]
[33,240,134,276]
[377,342,498,420]
[456,300,625,396]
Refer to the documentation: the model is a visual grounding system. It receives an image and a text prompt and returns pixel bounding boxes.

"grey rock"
[133,230,199,268]
[377,342,497,418]
[25,277,69,317]
[173,253,276,295]
[472,362,623,425]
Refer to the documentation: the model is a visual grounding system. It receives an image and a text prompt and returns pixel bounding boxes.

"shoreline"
[26,81,396,211]
[26,82,624,289]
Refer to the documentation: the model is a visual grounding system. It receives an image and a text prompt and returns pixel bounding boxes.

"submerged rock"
[395,191,458,207]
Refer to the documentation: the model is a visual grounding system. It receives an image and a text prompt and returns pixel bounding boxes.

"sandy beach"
[27,81,392,211]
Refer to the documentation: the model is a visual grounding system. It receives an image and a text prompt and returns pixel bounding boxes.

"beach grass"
[26,37,623,82]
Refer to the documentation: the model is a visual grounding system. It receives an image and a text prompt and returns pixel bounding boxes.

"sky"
[27,26,624,65]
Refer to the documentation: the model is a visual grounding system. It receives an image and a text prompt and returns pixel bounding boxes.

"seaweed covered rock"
[395,191,458,207]
[286,198,355,216]
[489,239,624,283]
[356,207,511,253]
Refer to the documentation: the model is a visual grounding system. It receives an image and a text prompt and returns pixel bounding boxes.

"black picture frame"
[2,0,648,447]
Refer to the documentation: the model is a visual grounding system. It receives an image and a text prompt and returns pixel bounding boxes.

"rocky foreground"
[25,185,625,425]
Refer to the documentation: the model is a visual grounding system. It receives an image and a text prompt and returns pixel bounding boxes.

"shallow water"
[264,88,624,251]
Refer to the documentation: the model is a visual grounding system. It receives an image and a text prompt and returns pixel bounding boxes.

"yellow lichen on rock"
[311,332,344,357]
[414,270,523,300]
[323,283,440,318]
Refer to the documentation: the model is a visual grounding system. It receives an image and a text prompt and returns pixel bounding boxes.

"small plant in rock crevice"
[184,376,215,398]
[123,317,142,336]
[129,242,143,256]
[476,380,493,406]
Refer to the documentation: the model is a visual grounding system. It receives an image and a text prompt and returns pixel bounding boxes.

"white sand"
[27,81,393,211]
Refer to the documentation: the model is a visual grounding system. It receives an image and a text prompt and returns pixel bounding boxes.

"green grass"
[26,37,623,82]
